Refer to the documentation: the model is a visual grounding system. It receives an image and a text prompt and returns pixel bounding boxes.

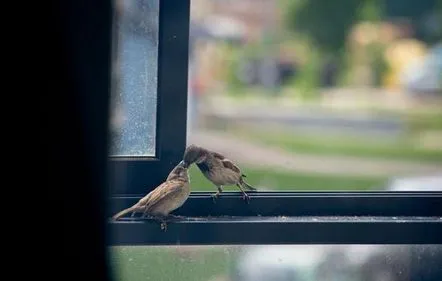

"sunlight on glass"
[110,0,159,156]
[110,245,442,281]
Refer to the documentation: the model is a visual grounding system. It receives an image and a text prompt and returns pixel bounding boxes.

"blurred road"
[188,130,442,177]
[200,91,442,137]
[204,109,403,136]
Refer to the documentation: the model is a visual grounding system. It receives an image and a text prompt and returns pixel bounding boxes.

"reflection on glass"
[110,0,159,156]
[187,0,442,191]
[110,245,442,281]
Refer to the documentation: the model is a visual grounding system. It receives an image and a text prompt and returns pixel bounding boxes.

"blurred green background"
[183,0,441,194]
[110,246,235,281]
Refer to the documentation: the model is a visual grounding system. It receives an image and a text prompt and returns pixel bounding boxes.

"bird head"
[166,160,189,181]
[182,144,207,167]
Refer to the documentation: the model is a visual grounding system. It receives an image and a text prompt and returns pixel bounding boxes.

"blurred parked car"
[400,43,442,95]
[384,174,442,191]
[231,245,330,281]
[236,56,299,89]
[232,245,442,281]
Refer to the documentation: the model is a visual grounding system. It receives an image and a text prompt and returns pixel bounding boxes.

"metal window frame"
[107,0,442,246]
[109,0,190,196]
[109,192,442,245]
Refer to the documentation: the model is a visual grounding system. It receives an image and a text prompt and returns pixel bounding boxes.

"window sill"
[109,191,442,217]
[108,215,442,245]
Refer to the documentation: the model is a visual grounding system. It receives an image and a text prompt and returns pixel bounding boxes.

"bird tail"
[112,206,137,220]
[240,177,256,191]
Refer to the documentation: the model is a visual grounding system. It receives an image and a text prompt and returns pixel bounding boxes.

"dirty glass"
[110,244,442,281]
[110,0,159,156]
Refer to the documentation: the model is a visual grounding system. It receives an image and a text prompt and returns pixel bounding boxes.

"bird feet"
[211,191,250,203]
[211,193,220,203]
[154,216,168,232]
[211,187,223,203]
[159,215,187,231]
[160,221,168,232]
[242,192,251,204]
[141,215,169,232]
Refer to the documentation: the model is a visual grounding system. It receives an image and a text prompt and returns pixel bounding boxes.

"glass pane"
[110,245,442,281]
[110,0,159,156]
[186,0,442,192]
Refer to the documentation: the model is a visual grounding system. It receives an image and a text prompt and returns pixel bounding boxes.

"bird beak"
[179,160,188,168]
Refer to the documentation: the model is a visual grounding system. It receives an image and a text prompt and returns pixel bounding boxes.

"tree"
[284,0,366,54]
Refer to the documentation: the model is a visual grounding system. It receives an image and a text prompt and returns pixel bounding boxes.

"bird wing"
[212,151,242,174]
[221,158,241,174]
[143,179,185,212]
[212,151,226,160]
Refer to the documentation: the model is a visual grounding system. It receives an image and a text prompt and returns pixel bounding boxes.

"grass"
[228,128,442,163]
[110,246,233,281]
[405,111,442,133]
[188,165,386,192]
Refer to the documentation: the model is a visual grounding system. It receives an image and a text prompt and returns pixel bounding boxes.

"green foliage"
[284,0,364,54]
[225,43,268,96]
[224,46,247,95]
[384,0,440,44]
[368,43,388,87]
[288,45,322,100]
[284,0,440,53]
[358,0,384,21]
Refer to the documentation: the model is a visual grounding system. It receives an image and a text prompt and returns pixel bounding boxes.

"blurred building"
[209,0,280,42]
[189,0,283,89]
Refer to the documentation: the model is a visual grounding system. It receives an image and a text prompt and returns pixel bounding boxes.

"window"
[52,0,441,280]
[108,0,441,246]
[107,0,442,247]
[109,0,189,196]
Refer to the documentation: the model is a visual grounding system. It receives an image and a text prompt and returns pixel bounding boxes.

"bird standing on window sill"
[111,161,190,231]
[182,144,256,203]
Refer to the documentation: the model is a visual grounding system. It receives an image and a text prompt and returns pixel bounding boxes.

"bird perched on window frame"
[111,160,190,231]
[182,144,256,203]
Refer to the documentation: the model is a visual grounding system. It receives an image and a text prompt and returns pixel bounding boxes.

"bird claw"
[160,221,167,232]
[211,193,219,203]
[242,193,251,204]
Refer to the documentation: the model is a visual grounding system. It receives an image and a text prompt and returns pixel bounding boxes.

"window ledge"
[108,216,442,245]
[109,192,442,217]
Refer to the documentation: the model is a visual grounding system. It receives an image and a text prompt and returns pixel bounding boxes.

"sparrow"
[112,160,190,231]
[182,144,256,202]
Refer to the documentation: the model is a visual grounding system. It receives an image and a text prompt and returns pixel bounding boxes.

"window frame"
[109,192,442,245]
[107,0,442,246]
[109,0,190,196]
